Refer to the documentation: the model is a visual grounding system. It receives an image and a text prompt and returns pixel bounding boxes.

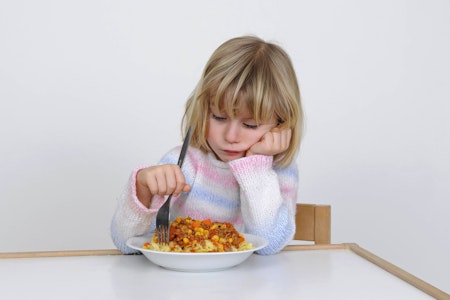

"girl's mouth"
[224,150,242,156]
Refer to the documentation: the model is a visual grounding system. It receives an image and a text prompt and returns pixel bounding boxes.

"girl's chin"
[213,151,244,162]
[222,153,245,162]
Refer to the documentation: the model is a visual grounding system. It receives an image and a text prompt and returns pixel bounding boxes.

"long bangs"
[207,57,281,125]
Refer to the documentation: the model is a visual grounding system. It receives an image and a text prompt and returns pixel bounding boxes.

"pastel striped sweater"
[110,146,298,255]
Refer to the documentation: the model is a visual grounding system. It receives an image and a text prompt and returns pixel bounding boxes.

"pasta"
[142,217,253,252]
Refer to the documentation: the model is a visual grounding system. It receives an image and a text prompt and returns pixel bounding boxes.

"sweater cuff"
[228,155,273,176]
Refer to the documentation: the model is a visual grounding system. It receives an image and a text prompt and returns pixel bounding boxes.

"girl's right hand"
[135,164,191,208]
[246,127,292,158]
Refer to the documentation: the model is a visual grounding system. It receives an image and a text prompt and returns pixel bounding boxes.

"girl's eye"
[243,123,258,129]
[212,113,227,121]
[211,112,258,129]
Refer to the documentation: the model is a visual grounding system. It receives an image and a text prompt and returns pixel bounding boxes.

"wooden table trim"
[0,249,122,259]
[345,243,449,299]
[282,244,348,251]
[0,244,344,258]
[1,243,448,299]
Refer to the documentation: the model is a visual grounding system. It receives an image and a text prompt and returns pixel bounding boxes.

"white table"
[0,244,447,300]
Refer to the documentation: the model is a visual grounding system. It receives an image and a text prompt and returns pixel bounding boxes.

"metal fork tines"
[155,126,192,245]
[155,194,172,245]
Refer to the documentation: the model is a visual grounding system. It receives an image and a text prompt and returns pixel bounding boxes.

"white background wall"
[1,0,449,293]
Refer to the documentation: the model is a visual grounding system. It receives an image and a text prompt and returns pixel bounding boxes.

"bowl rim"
[126,233,268,256]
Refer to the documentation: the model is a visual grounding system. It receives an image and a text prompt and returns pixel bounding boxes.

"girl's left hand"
[246,127,292,157]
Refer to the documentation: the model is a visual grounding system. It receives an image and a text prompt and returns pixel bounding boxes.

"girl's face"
[207,103,277,162]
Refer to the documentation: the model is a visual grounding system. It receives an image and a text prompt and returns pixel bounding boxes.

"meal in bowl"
[143,216,253,253]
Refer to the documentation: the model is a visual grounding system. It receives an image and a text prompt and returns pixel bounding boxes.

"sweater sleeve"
[110,167,159,254]
[110,147,187,254]
[228,155,298,255]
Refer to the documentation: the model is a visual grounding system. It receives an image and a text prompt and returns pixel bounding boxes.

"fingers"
[273,127,292,152]
[247,128,292,157]
[264,128,292,153]
[139,164,190,198]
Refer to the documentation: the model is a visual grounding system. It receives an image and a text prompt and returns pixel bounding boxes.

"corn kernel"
[183,237,189,244]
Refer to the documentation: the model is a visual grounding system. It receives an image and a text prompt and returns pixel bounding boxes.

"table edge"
[0,244,345,258]
[1,243,448,298]
[344,243,449,299]
[0,249,123,258]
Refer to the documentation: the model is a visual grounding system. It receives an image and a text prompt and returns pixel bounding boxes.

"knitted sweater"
[110,146,298,255]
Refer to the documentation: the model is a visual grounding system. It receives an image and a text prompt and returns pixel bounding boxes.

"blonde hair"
[182,35,303,167]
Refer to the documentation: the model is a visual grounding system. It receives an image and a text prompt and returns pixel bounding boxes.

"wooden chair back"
[294,203,331,244]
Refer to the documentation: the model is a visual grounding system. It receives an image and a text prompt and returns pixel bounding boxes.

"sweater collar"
[207,152,230,169]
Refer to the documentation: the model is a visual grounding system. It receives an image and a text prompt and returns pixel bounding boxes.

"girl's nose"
[224,121,240,143]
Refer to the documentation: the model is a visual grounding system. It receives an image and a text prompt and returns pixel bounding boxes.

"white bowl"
[126,233,268,272]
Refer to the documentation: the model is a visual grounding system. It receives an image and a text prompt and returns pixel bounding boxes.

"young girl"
[111,35,303,255]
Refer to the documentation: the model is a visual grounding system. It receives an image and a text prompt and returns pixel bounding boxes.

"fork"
[155,126,192,245]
